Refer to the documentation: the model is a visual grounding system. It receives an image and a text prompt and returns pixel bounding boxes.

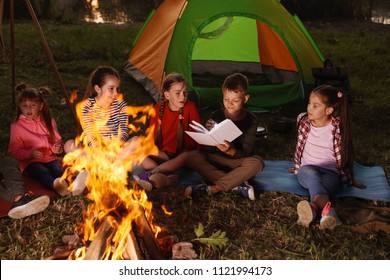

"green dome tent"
[124,0,325,111]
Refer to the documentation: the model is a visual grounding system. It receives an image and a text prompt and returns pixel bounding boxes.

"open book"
[185,119,242,146]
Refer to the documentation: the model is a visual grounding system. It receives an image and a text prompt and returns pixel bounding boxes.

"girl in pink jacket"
[8,84,69,196]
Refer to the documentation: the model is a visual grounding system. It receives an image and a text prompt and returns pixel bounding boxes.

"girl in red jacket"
[134,73,201,190]
[8,84,69,196]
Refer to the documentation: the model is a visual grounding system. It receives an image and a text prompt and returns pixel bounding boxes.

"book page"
[185,119,242,146]
[208,119,242,144]
[185,131,218,146]
[189,123,208,133]
[190,120,209,133]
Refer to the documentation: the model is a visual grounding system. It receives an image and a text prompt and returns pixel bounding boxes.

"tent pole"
[24,0,79,129]
[0,0,9,62]
[9,0,15,108]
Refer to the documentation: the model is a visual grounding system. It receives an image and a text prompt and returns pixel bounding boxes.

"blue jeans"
[23,160,63,190]
[296,165,341,202]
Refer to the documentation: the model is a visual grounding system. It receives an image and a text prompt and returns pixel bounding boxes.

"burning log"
[80,203,165,260]
[123,231,142,260]
[58,103,167,260]
[133,203,165,260]
[85,215,117,260]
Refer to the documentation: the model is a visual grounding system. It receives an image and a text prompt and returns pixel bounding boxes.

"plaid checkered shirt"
[293,113,352,185]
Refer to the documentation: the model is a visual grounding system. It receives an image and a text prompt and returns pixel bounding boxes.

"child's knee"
[64,139,77,154]
[245,156,264,173]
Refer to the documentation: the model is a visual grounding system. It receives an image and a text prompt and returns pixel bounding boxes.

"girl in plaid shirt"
[290,85,365,230]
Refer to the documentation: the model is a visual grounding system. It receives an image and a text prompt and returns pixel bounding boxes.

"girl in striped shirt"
[80,66,129,147]
[64,66,130,196]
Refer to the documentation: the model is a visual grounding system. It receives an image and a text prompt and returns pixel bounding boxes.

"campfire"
[58,102,173,260]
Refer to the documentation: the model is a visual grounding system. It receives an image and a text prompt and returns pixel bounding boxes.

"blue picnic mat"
[176,160,390,202]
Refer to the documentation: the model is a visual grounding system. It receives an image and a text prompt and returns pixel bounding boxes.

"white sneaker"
[232,181,255,201]
[8,193,50,219]
[53,178,71,197]
[297,201,316,227]
[72,170,88,196]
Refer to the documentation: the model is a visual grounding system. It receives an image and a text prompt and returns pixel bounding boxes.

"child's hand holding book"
[186,119,242,146]
[205,119,217,131]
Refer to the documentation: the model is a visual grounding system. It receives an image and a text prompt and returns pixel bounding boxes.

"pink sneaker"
[319,202,341,230]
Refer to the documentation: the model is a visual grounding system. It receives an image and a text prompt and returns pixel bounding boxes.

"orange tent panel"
[257,21,298,72]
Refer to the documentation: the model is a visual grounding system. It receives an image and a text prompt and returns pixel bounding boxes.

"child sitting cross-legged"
[184,73,264,200]
[133,73,202,190]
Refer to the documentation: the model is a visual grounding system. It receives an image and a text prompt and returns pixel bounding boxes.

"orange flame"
[63,100,161,259]
[161,205,173,216]
[69,90,78,104]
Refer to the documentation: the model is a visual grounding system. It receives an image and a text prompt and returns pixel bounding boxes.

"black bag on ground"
[312,59,350,91]
[312,59,351,103]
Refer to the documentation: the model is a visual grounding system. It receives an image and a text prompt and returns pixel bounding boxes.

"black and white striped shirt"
[81,97,129,146]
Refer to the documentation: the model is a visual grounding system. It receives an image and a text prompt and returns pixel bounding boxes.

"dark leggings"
[23,160,63,190]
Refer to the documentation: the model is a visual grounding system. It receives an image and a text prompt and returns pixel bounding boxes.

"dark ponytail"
[85,66,120,99]
[312,85,353,171]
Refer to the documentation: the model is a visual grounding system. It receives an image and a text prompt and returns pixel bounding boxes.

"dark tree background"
[282,0,376,20]
[1,0,379,22]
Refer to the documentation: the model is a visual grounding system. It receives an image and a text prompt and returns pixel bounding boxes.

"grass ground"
[0,20,389,260]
